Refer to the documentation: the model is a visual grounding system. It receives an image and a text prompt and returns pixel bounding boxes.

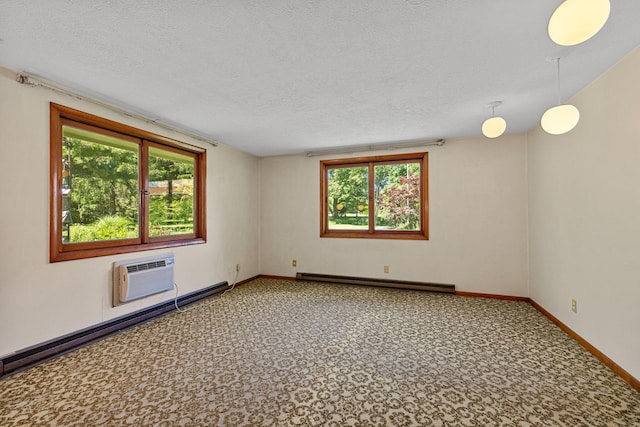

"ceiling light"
[541,105,580,135]
[548,0,610,46]
[482,101,506,138]
[541,58,580,135]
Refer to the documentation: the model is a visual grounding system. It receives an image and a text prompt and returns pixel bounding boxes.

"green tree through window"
[50,103,206,262]
[63,126,139,242]
[148,146,195,236]
[320,152,428,239]
[327,166,368,229]
[374,163,421,230]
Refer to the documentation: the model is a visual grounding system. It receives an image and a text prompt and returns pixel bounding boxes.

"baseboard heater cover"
[0,281,227,377]
[296,272,455,293]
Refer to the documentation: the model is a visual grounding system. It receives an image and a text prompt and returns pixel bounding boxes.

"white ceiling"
[2,1,640,157]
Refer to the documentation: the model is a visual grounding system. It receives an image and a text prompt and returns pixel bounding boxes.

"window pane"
[148,147,195,236]
[62,125,139,243]
[374,162,421,231]
[327,166,369,230]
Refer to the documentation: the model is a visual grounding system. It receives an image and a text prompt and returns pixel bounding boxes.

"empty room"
[1,1,639,425]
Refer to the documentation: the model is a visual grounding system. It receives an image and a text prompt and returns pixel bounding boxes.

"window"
[50,103,206,262]
[320,152,428,239]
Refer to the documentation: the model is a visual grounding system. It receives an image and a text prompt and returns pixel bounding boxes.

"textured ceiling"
[2,1,640,156]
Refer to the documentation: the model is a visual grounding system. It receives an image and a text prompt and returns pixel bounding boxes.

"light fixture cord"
[556,58,561,105]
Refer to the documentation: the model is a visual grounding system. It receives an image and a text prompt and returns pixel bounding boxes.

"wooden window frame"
[320,152,428,240]
[50,103,206,262]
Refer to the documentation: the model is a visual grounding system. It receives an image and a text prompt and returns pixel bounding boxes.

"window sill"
[50,238,206,263]
[320,231,428,240]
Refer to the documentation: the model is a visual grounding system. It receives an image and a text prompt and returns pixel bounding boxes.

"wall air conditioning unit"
[112,253,175,306]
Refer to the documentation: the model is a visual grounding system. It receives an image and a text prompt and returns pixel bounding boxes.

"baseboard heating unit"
[296,272,455,293]
[1,281,228,377]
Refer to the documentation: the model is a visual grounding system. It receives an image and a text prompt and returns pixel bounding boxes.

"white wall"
[260,135,529,296]
[0,67,260,356]
[528,47,640,380]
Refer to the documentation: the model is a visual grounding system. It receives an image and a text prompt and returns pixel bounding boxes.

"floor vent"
[296,272,455,293]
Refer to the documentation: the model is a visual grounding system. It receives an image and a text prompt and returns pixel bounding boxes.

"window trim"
[320,152,428,240]
[50,103,206,262]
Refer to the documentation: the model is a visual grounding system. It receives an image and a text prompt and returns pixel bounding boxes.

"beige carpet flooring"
[1,278,639,426]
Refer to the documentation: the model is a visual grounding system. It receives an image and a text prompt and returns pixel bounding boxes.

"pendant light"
[541,58,579,135]
[482,101,506,138]
[548,0,610,46]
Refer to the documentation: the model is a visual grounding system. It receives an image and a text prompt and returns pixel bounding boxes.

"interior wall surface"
[0,67,260,356]
[527,46,640,380]
[260,135,529,297]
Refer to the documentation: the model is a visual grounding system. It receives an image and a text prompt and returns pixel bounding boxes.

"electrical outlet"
[571,299,577,313]
[384,265,389,274]
[236,264,240,272]
[292,259,297,267]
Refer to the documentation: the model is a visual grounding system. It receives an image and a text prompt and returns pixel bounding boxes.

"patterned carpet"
[1,278,638,426]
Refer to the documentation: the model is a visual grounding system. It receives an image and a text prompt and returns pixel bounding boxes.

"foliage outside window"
[320,152,428,239]
[51,103,206,262]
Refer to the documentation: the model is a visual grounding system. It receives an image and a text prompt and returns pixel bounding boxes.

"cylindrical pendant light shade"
[541,104,580,135]
[482,116,506,138]
[548,0,610,46]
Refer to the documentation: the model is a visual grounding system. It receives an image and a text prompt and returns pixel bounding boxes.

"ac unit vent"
[126,260,167,273]
[113,254,174,306]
